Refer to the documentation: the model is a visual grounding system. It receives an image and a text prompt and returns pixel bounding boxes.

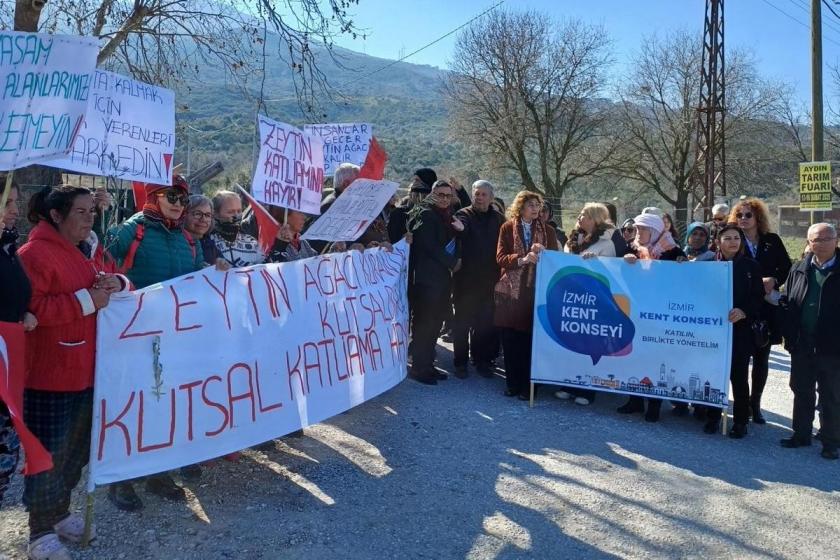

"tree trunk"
[674,189,690,237]
[14,0,43,32]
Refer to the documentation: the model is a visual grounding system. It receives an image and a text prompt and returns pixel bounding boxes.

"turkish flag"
[358,137,388,180]
[237,186,280,255]
[0,322,52,475]
[131,181,147,211]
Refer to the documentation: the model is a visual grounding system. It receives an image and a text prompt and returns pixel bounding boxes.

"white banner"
[0,31,99,171]
[532,252,733,407]
[45,70,175,184]
[89,242,410,487]
[252,115,324,215]
[303,123,371,176]
[302,178,398,242]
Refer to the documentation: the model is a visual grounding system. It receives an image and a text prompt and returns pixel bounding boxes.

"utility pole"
[693,0,726,223]
[812,0,824,162]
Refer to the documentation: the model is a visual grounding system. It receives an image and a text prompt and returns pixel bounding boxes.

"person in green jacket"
[103,175,204,511]
[105,176,204,289]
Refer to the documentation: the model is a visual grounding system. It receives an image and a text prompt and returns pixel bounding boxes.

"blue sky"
[334,0,840,106]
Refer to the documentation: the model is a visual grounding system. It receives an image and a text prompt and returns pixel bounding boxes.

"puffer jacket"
[105,213,204,289]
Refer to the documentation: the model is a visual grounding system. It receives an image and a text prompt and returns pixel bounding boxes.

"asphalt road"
[1,343,837,559]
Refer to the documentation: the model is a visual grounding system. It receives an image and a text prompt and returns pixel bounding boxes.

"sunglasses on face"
[623,227,635,233]
[158,190,189,206]
[735,211,753,219]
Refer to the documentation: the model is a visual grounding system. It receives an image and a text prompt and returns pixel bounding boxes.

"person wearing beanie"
[641,206,663,217]
[414,168,437,192]
[104,175,205,511]
[616,212,686,422]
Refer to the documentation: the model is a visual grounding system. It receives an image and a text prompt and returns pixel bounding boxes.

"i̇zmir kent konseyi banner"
[531,253,733,407]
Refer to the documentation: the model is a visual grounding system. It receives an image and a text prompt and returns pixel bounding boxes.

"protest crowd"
[1,158,839,558]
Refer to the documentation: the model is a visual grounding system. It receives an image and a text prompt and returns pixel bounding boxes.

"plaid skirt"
[0,400,20,502]
[22,389,93,534]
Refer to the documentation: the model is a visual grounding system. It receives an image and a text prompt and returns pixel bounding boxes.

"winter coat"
[407,203,459,294]
[565,228,618,257]
[746,232,791,343]
[0,239,30,323]
[17,224,124,391]
[453,205,506,295]
[729,255,765,348]
[106,213,204,289]
[781,252,840,356]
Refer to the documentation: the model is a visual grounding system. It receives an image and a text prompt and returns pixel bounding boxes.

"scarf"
[566,223,609,255]
[507,217,547,295]
[684,222,711,258]
[143,194,184,230]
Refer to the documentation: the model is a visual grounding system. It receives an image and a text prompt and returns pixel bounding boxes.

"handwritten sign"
[303,123,371,176]
[302,179,398,242]
[88,242,410,486]
[0,31,99,170]
[252,115,324,215]
[532,253,733,407]
[45,70,175,184]
[799,161,833,211]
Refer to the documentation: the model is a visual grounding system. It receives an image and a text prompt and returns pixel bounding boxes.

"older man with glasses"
[780,223,840,460]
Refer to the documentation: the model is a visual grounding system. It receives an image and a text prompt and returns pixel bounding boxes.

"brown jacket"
[493,219,558,331]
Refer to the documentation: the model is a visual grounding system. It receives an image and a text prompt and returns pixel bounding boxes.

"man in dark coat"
[780,223,840,460]
[406,180,463,385]
[451,180,505,378]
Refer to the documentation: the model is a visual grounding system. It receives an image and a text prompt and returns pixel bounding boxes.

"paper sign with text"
[302,179,398,242]
[531,252,733,407]
[252,115,324,215]
[303,123,371,177]
[45,70,175,184]
[89,242,409,487]
[0,31,99,170]
[799,161,833,211]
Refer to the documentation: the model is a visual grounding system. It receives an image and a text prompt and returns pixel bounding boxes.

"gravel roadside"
[1,344,837,559]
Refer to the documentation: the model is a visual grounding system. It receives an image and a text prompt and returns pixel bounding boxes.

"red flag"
[131,181,147,211]
[236,185,280,255]
[357,137,388,180]
[0,322,52,475]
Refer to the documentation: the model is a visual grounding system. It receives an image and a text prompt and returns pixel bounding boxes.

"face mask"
[1,226,19,248]
[217,215,242,239]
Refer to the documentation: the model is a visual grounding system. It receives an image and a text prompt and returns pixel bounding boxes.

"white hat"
[633,213,664,236]
[641,206,663,217]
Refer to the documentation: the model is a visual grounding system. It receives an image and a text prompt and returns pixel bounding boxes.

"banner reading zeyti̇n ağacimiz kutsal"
[531,252,733,407]
[89,243,409,488]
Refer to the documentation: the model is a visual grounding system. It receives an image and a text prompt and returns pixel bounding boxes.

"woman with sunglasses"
[104,176,205,511]
[729,198,792,424]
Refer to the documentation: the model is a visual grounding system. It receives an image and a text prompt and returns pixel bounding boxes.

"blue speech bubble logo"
[538,267,635,364]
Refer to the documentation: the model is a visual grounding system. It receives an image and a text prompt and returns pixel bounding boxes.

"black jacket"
[730,255,765,346]
[781,252,840,355]
[748,232,791,342]
[453,205,505,295]
[407,203,459,293]
[0,241,31,323]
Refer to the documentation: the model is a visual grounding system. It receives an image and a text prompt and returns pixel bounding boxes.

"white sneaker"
[54,512,95,543]
[27,534,71,560]
[554,391,572,400]
[574,397,591,406]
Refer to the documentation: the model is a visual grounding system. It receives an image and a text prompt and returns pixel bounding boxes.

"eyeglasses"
[735,212,753,220]
[713,216,727,222]
[623,227,636,233]
[190,210,212,220]
[435,192,452,199]
[809,237,837,244]
[157,190,189,206]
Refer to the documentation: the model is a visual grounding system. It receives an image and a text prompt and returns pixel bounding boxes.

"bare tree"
[612,30,785,227]
[443,10,615,224]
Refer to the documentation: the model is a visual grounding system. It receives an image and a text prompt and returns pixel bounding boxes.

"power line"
[823,0,840,20]
[338,0,505,87]
[759,0,840,48]
[786,0,840,41]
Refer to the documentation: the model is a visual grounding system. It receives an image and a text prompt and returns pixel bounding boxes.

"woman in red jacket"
[17,186,128,560]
